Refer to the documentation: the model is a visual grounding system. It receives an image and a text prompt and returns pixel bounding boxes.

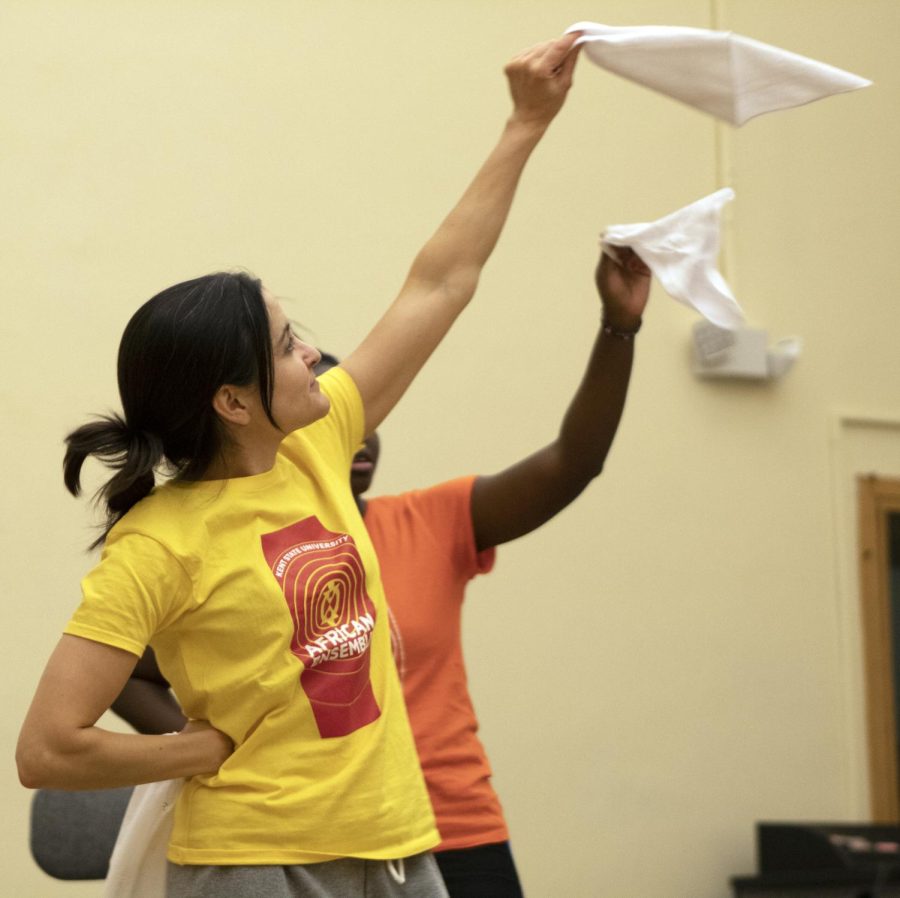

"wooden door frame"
[858,475,900,821]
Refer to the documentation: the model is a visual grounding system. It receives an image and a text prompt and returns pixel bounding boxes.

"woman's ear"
[211,384,254,426]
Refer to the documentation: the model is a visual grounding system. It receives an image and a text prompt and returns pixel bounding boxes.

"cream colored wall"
[1,1,896,896]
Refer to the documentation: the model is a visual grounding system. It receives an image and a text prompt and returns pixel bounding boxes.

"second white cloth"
[602,189,744,330]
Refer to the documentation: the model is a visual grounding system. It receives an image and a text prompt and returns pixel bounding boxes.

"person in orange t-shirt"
[322,247,651,896]
[113,248,651,895]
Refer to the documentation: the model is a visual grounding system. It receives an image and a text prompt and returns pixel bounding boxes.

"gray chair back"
[30,787,134,880]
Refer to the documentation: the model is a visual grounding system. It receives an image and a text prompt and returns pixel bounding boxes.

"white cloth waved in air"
[602,189,744,330]
[566,22,871,125]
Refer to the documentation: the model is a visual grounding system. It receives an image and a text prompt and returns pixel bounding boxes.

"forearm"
[470,250,649,551]
[342,34,578,433]
[344,118,552,433]
[17,636,231,790]
[556,325,636,482]
[346,119,547,428]
[17,724,227,790]
[112,678,188,735]
[407,116,548,301]
[552,248,650,480]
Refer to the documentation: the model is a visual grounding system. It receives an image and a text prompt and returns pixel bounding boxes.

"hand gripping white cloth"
[602,188,744,330]
[566,22,871,125]
[102,778,182,898]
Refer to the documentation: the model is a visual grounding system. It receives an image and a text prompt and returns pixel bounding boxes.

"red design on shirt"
[261,517,381,738]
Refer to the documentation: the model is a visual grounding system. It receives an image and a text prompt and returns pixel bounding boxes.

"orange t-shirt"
[364,476,506,851]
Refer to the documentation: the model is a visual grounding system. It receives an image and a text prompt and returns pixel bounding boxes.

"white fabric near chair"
[103,778,183,898]
[567,22,871,125]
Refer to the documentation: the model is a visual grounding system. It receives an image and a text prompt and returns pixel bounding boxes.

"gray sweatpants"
[166,852,449,898]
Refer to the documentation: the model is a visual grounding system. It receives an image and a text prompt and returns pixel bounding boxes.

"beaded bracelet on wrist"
[601,317,642,340]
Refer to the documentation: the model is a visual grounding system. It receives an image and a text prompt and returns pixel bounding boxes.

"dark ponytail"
[65,271,274,548]
[64,415,164,548]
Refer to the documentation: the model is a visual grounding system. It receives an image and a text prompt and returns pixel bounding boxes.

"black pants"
[434,841,524,898]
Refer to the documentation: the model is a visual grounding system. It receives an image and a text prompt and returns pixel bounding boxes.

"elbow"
[16,730,80,790]
[16,742,51,789]
[18,768,44,791]
[565,462,605,505]
[442,269,480,308]
[559,444,608,485]
[407,258,481,308]
[561,456,606,488]
[569,465,603,502]
[584,458,606,481]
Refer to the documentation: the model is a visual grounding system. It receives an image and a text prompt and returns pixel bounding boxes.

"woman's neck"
[200,440,280,481]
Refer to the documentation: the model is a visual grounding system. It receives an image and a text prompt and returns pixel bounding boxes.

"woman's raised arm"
[342,33,580,435]
[470,249,652,551]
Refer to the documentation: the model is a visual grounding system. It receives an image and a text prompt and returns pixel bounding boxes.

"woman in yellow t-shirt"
[111,245,651,898]
[16,34,580,898]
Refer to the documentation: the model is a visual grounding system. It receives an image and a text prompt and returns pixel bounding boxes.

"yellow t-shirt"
[65,368,438,864]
